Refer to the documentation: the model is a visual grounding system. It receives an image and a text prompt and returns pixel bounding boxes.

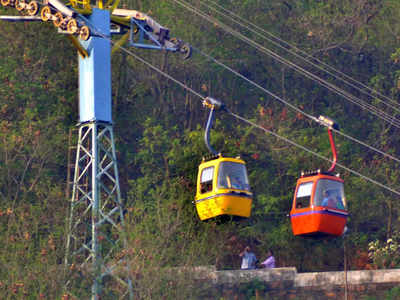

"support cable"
[169,0,400,129]
[199,0,400,112]
[192,46,400,165]
[176,0,400,122]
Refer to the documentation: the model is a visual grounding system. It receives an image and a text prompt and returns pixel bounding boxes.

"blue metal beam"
[79,8,112,123]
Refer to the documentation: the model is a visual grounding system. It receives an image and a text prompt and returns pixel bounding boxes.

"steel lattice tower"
[65,123,133,298]
[63,9,133,299]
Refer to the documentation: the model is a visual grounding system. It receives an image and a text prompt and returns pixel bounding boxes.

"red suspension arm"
[327,128,337,173]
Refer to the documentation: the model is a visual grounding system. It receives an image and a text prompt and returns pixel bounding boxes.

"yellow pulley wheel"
[67,19,78,34]
[26,1,39,16]
[79,25,90,41]
[40,6,51,22]
[53,11,63,27]
[1,0,11,7]
[15,0,25,11]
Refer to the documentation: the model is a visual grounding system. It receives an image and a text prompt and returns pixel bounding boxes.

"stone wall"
[194,266,400,299]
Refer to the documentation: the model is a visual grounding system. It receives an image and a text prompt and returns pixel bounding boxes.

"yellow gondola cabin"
[195,154,252,221]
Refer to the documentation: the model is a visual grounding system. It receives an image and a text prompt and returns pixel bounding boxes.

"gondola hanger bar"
[203,97,225,111]
[318,115,339,130]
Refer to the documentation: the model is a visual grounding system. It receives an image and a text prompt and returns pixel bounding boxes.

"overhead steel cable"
[83,14,400,197]
[200,0,400,112]
[193,46,400,165]
[172,1,400,164]
[187,0,400,119]
[169,0,400,129]
[173,0,400,127]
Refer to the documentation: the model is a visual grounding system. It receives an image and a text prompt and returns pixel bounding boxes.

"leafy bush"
[368,233,400,269]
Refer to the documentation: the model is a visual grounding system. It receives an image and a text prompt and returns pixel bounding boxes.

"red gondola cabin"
[290,171,348,237]
[290,115,348,237]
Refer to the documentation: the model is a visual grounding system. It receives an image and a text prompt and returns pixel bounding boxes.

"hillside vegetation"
[1,0,400,298]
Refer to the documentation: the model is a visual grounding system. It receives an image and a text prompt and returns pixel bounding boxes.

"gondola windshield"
[217,162,250,191]
[314,179,345,209]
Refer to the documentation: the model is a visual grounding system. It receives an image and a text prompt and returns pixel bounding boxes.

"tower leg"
[65,121,133,299]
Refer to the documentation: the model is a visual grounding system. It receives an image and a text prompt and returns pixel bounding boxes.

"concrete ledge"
[295,268,400,288]
[187,266,400,299]
[213,267,297,285]
[189,266,400,290]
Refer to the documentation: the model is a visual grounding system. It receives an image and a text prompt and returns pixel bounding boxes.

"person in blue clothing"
[322,190,344,209]
[321,190,336,208]
[321,190,331,206]
[239,246,257,270]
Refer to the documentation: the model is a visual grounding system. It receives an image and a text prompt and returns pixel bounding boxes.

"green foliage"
[238,279,267,299]
[366,286,400,300]
[368,232,400,269]
[384,286,400,300]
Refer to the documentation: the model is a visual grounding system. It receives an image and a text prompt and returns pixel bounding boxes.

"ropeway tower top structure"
[0,0,191,298]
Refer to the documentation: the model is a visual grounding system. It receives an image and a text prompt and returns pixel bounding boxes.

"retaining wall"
[195,266,400,299]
